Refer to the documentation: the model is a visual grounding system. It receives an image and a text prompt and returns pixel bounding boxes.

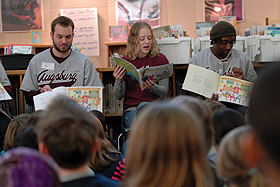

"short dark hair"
[51,16,74,33]
[90,110,107,132]
[13,127,38,150]
[213,108,246,145]
[248,64,280,168]
[38,95,99,169]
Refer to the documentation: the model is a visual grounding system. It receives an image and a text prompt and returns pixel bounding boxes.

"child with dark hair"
[209,108,246,165]
[13,127,38,150]
[37,95,119,187]
[88,113,123,178]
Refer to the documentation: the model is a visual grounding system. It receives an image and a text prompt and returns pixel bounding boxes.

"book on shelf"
[33,86,103,112]
[7,44,33,55]
[182,64,253,107]
[113,57,173,90]
[0,83,12,101]
[30,30,42,44]
[109,25,128,41]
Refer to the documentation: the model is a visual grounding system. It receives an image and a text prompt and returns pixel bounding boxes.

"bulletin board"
[60,8,100,56]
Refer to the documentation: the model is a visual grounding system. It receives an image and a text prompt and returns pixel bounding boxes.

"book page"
[182,64,221,98]
[33,87,67,111]
[113,57,140,83]
[139,63,173,84]
[218,76,253,107]
[0,83,12,101]
[67,86,103,112]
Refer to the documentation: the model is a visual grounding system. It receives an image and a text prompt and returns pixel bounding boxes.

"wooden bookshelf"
[0,44,52,55]
[105,41,127,66]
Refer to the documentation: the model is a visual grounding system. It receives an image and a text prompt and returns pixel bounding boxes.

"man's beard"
[53,42,71,53]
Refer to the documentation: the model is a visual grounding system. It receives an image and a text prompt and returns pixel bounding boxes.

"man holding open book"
[20,16,103,106]
[185,21,257,114]
[190,21,257,83]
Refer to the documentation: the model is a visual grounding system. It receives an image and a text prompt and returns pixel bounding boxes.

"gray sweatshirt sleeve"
[148,78,169,98]
[113,81,126,100]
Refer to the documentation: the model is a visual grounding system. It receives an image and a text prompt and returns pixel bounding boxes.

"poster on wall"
[205,0,243,22]
[61,8,100,56]
[1,0,44,32]
[116,0,160,27]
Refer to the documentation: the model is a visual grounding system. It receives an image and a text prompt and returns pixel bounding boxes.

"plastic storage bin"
[156,37,192,64]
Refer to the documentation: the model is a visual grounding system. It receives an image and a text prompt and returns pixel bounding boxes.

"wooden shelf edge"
[6,70,26,75]
[105,41,127,46]
[104,113,123,117]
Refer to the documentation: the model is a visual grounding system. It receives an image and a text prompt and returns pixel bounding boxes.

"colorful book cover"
[33,86,103,112]
[109,25,128,41]
[182,64,253,106]
[31,30,42,44]
[113,57,173,90]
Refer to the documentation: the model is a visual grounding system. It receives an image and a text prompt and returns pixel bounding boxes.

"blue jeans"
[123,102,149,129]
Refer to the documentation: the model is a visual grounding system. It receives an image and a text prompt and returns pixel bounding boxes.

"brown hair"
[88,116,120,172]
[172,95,214,152]
[217,126,270,187]
[37,95,98,169]
[51,16,74,33]
[126,22,160,60]
[3,114,30,151]
[123,101,212,187]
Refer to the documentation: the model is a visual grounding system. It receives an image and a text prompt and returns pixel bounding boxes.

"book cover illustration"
[31,30,42,44]
[182,64,253,107]
[33,86,102,112]
[0,83,12,101]
[67,87,102,112]
[109,25,128,41]
[113,57,173,90]
[218,76,253,107]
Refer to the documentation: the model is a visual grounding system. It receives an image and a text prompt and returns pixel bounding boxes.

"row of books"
[3,44,33,55]
[104,83,123,115]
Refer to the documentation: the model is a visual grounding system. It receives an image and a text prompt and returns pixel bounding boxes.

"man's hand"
[207,93,219,101]
[225,67,244,80]
[40,85,52,93]
[113,66,126,85]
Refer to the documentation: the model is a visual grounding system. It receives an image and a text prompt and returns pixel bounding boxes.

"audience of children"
[88,111,123,178]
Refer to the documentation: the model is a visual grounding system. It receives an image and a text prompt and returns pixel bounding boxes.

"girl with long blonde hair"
[113,21,170,129]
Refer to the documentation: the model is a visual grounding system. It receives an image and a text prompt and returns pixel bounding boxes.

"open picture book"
[113,57,173,90]
[33,86,103,111]
[0,83,12,101]
[182,64,253,107]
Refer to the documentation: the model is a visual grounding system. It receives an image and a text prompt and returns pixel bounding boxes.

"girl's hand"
[113,66,126,85]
